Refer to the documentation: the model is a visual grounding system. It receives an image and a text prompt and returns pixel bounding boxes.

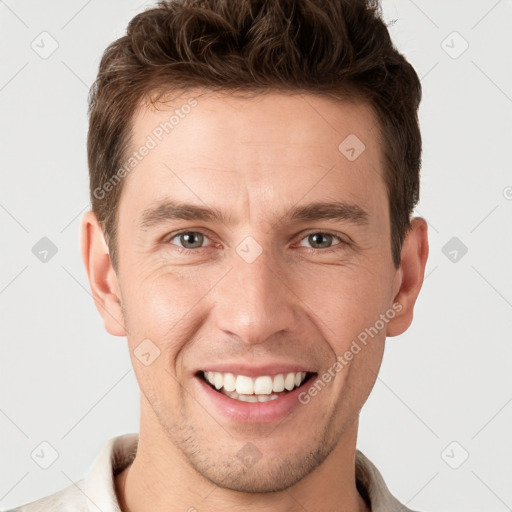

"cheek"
[295,262,387,345]
[121,248,391,359]
[121,269,201,398]
[121,260,228,354]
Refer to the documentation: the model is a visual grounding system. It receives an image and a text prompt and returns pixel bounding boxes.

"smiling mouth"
[199,370,317,403]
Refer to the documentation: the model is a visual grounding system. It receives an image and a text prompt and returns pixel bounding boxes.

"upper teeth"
[204,371,307,395]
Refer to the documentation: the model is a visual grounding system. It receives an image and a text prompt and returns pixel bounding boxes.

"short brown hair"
[87,0,422,272]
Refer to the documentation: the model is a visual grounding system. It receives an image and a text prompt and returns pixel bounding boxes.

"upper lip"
[196,364,316,378]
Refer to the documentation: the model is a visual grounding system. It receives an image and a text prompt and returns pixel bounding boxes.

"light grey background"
[1,1,511,511]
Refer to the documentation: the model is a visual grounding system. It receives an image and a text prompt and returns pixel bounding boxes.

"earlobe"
[80,210,126,337]
[386,217,429,337]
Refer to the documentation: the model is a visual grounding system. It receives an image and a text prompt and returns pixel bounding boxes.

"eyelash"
[164,229,348,255]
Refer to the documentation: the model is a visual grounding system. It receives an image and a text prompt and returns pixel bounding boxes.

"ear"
[80,210,126,336]
[386,217,429,337]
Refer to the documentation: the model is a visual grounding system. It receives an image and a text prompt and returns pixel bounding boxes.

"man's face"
[111,90,402,491]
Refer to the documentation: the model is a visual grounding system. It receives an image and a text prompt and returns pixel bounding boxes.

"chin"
[179,435,337,494]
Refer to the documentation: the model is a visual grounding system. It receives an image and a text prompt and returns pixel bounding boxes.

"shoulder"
[2,480,88,512]
[355,449,420,512]
[2,433,138,512]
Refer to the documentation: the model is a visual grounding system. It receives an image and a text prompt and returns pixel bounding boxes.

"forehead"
[119,89,387,228]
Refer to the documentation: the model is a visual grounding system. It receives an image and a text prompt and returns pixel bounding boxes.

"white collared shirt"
[4,433,417,512]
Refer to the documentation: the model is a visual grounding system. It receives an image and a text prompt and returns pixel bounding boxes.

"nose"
[213,242,299,346]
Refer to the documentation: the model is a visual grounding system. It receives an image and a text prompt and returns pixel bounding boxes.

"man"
[9,0,428,510]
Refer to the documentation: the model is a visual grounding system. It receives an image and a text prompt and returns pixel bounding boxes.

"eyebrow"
[139,199,369,230]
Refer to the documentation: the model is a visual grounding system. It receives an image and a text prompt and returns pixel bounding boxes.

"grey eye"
[171,232,207,249]
[301,233,339,249]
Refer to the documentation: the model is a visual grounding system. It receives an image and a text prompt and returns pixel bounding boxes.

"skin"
[81,89,428,512]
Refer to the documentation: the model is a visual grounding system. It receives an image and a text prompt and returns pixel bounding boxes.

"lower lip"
[194,375,313,424]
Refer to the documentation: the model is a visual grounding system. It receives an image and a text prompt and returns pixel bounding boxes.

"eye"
[163,229,347,254]
[298,231,345,252]
[166,230,211,251]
